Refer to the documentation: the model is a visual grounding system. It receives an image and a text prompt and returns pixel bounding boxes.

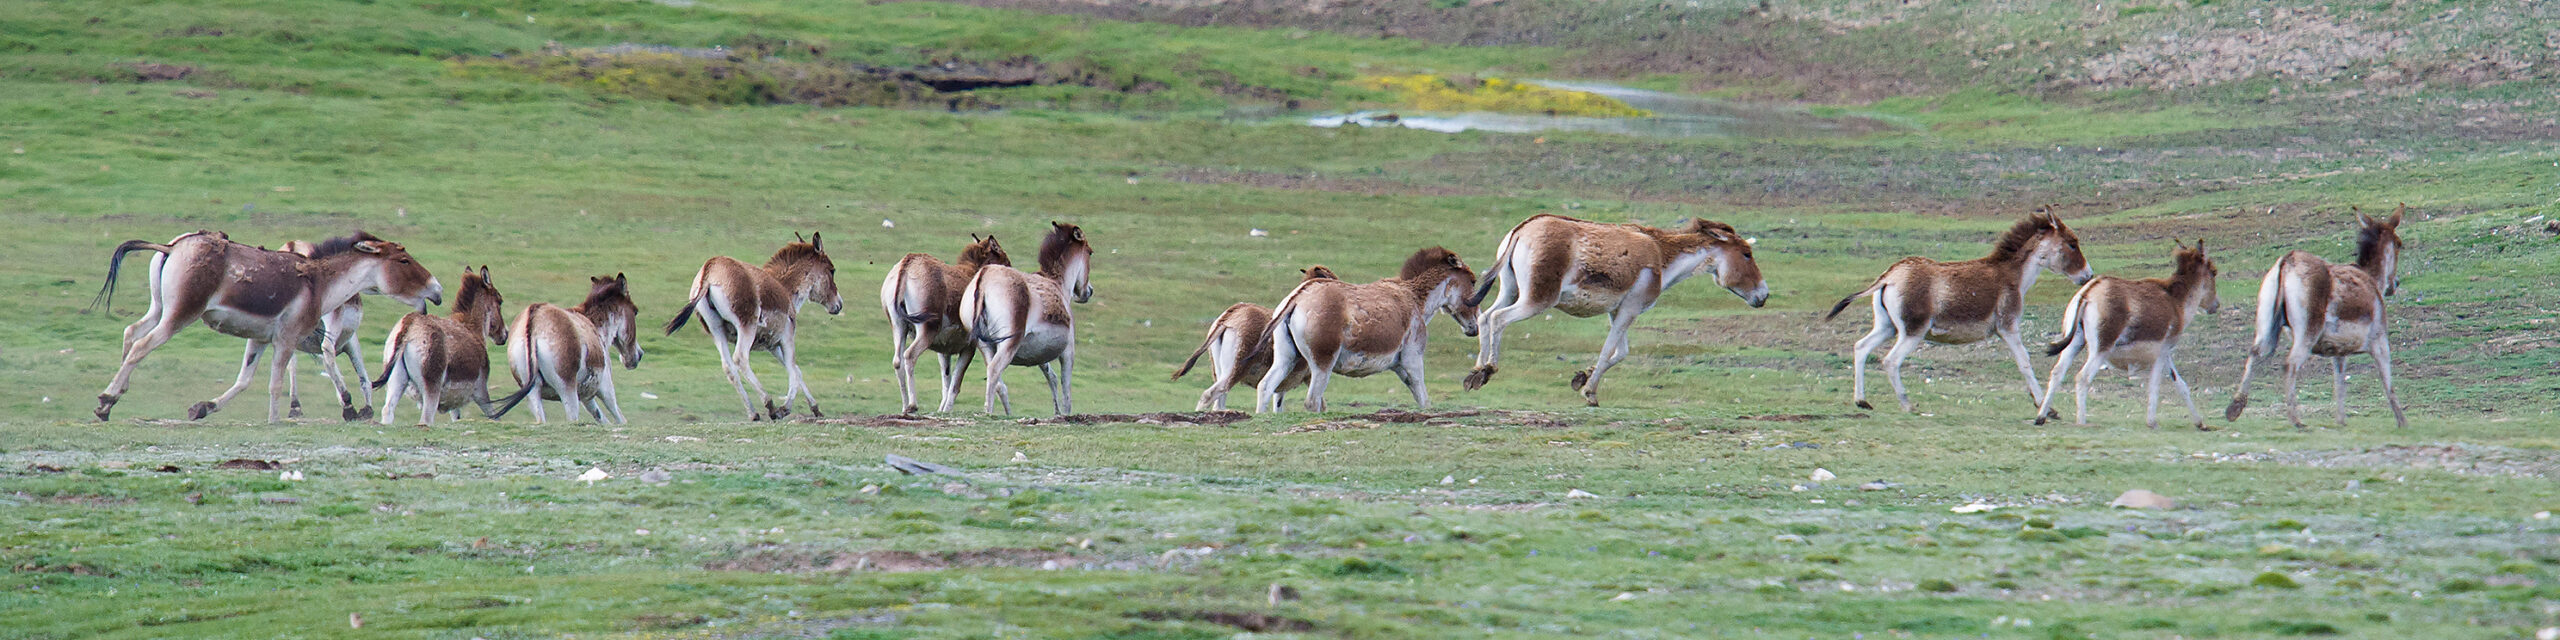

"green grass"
[3,0,2558,638]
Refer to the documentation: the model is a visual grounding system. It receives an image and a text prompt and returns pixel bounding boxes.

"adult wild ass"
[1257,248,1480,413]
[2035,240,2221,429]
[664,233,846,420]
[278,234,386,421]
[1460,215,1768,406]
[2226,206,2410,428]
[374,266,510,425]
[1171,265,1336,411]
[90,231,442,421]
[502,274,643,423]
[1825,210,2095,412]
[880,234,1010,413]
[959,222,1094,415]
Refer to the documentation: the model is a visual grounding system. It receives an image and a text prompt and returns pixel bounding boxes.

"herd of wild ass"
[86,206,2413,430]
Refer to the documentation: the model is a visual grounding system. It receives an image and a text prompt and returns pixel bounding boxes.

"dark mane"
[452,271,492,312]
[1679,218,1738,237]
[1036,224,1085,277]
[1984,216,2054,262]
[1399,247,1459,280]
[2354,221,2395,272]
[579,277,635,324]
[307,231,384,259]
[767,241,827,268]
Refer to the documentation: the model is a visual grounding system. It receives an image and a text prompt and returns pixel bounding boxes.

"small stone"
[577,468,611,485]
[1610,591,1637,601]
[1790,484,1808,492]
[1772,534,1807,544]
[1440,475,1455,485]
[1249,228,1270,237]
[2535,511,2551,520]
[1810,468,1837,482]
[638,470,672,485]
[2535,627,2557,640]
[1858,481,1892,491]
[2109,489,2175,510]
[662,435,700,443]
[1565,489,1600,499]
[1012,451,1029,463]
[1950,502,1997,514]
[881,219,896,228]
[634,529,650,536]
[859,484,881,494]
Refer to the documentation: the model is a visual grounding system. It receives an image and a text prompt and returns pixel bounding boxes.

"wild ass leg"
[1997,324,2053,416]
[770,339,817,419]
[285,353,304,419]
[891,323,923,414]
[2167,359,2205,429]
[2033,334,2081,425]
[979,339,1018,415]
[1574,299,1649,407]
[597,367,629,424]
[1879,330,1927,413]
[938,350,973,413]
[2070,346,2105,425]
[2280,333,2314,428]
[193,340,269,420]
[1255,331,1301,414]
[2143,358,2169,430]
[340,338,375,421]
[1055,340,1075,415]
[1464,271,1535,390]
[1392,344,1431,411]
[98,299,203,421]
[1038,362,1067,416]
[2330,356,2351,427]
[2371,335,2408,428]
[1847,297,1895,411]
[1200,330,1236,412]
[265,347,297,421]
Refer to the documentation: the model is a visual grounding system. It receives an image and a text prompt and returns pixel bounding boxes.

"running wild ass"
[375,266,510,425]
[279,235,384,421]
[2226,206,2410,428]
[1172,265,1336,411]
[959,222,1094,415]
[1257,248,1480,413]
[1461,215,1768,406]
[91,230,441,421]
[2035,240,2221,429]
[880,234,1010,413]
[1825,210,2096,412]
[664,233,846,420]
[502,274,643,423]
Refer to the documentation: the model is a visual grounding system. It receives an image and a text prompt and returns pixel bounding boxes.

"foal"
[2226,206,2410,428]
[880,234,1010,413]
[1172,265,1335,411]
[2035,241,2220,429]
[280,233,386,421]
[664,233,846,421]
[959,222,1095,415]
[1825,210,2095,412]
[503,274,643,423]
[1461,215,1768,406]
[376,266,509,425]
[1257,248,1480,413]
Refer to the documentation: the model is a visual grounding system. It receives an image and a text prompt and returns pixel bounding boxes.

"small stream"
[1308,80,1892,139]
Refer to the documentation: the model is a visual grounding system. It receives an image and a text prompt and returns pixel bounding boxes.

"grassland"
[3,0,2557,638]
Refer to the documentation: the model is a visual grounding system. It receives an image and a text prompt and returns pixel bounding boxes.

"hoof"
[95,395,117,421]
[1582,395,1600,408]
[1854,399,1873,410]
[2222,396,2248,421]
[288,404,303,420]
[343,406,360,421]
[1568,368,1591,390]
[807,405,824,420]
[186,401,217,421]
[2032,415,2048,426]
[2193,421,2214,432]
[1460,365,1495,391]
[2042,408,2060,420]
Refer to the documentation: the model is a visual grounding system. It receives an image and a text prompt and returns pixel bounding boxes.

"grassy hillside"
[2,0,2556,638]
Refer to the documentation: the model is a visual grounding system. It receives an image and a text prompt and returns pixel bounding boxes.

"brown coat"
[1258,248,1478,413]
[1173,265,1334,411]
[664,234,844,420]
[1464,215,1766,406]
[378,266,508,425]
[2038,242,2220,428]
[881,235,1009,413]
[2226,205,2409,428]
[1828,211,2094,413]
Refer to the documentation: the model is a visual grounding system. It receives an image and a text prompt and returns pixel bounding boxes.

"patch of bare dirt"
[17,492,136,506]
[214,459,281,470]
[12,562,113,577]
[2273,444,2558,479]
[1156,168,1482,198]
[818,414,974,428]
[706,548,1080,573]
[118,62,197,82]
[1025,411,1253,426]
[1133,610,1315,633]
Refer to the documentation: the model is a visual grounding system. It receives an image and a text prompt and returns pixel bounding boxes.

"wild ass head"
[452,265,507,344]
[960,234,1012,269]
[1992,207,2095,286]
[1669,219,1770,308]
[1039,221,1095,304]
[1400,247,1481,337]
[311,235,441,311]
[2355,204,2406,296]
[582,273,643,368]
[773,232,844,315]
[2172,239,2221,315]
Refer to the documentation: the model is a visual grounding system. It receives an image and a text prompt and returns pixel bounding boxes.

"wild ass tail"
[1463,222,1529,307]
[965,269,1012,345]
[485,384,536,420]
[1822,276,1890,321]
[87,239,173,315]
[2044,280,2099,356]
[2243,262,2288,358]
[1171,327,1220,380]
[371,318,411,389]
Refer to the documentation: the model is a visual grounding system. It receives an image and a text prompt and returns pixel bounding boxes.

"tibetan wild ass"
[1257,248,1480,413]
[2035,240,2221,429]
[880,234,1011,413]
[500,274,643,423]
[278,234,386,421]
[1825,209,2095,412]
[664,233,846,420]
[959,222,1094,415]
[374,266,510,425]
[1461,215,1768,406]
[1172,265,1337,411]
[2225,206,2410,428]
[90,230,441,421]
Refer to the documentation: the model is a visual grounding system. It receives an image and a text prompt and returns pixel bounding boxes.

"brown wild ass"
[1825,210,2096,412]
[2034,240,2221,429]
[1171,265,1336,411]
[2225,206,2410,428]
[1460,215,1769,406]
[501,274,644,423]
[278,234,385,421]
[1257,248,1480,413]
[664,233,846,420]
[91,230,442,421]
[879,234,1010,413]
[374,266,510,425]
[959,222,1095,415]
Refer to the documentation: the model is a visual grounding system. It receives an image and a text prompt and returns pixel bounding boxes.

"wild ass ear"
[810,232,823,251]
[2388,203,2405,226]
[616,272,628,284]
[352,241,383,254]
[794,231,807,244]
[480,265,491,280]
[2174,238,2189,251]
[2355,206,2373,227]
[2194,238,2206,254]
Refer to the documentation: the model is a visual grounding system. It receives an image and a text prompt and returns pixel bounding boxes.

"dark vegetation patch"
[13,561,114,577]
[1132,610,1315,633]
[1025,411,1253,426]
[1155,168,1483,198]
[706,548,1078,573]
[215,458,281,470]
[455,45,1182,110]
[117,62,198,82]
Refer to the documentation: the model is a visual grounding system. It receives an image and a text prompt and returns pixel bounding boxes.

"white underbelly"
[2312,321,2373,356]
[2102,342,2163,368]
[1009,323,1073,365]
[200,307,283,340]
[1553,282,1618,317]
[1329,349,1399,377]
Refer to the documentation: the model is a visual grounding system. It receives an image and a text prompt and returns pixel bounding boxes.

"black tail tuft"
[1464,271,1500,307]
[662,300,697,336]
[88,239,170,315]
[1822,294,1860,321]
[900,310,938,326]
[2043,340,2070,357]
[1171,331,1215,380]
[486,384,535,420]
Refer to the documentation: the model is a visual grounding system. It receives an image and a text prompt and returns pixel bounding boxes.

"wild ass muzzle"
[1824,209,2095,413]
[959,222,1094,415]
[1172,265,1336,412]
[499,273,643,424]
[2035,240,2221,429]
[277,234,387,421]
[663,233,845,420]
[879,234,1010,413]
[375,266,511,425]
[2225,205,2410,428]
[90,230,441,421]
[1257,248,1479,413]
[1460,215,1767,406]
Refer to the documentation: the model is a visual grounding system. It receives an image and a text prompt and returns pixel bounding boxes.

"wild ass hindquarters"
[678,258,794,421]
[1256,284,1438,414]
[2224,255,2406,428]
[286,301,373,421]
[2034,279,2205,429]
[881,255,977,414]
[1176,303,1305,412]
[506,303,623,424]
[961,267,1077,416]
